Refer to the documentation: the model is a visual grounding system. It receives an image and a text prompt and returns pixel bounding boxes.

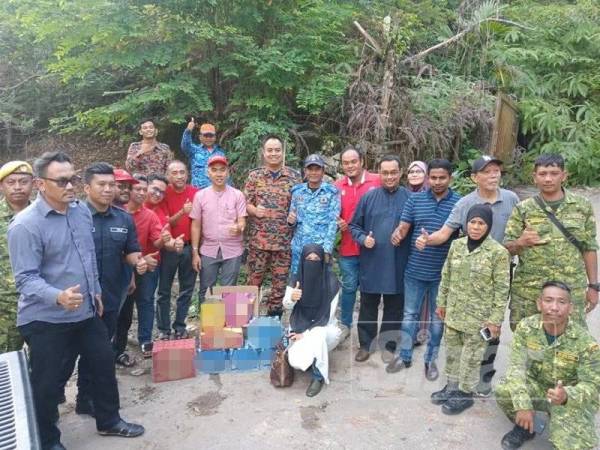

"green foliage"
[485,0,600,185]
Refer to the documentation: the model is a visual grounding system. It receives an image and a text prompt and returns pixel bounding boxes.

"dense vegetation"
[1,0,598,185]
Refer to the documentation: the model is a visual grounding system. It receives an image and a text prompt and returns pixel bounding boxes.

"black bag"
[533,195,585,253]
[270,341,294,387]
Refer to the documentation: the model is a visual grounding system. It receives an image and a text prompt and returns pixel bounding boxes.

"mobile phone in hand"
[480,327,492,342]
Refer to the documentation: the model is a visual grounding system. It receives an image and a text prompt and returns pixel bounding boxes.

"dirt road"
[61,188,600,449]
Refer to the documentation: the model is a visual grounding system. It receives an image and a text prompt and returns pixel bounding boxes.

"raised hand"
[519,224,547,247]
[144,251,160,272]
[174,234,185,253]
[364,231,375,249]
[415,227,429,251]
[187,117,196,131]
[136,255,148,275]
[547,380,567,405]
[160,223,172,245]
[182,199,193,215]
[291,281,302,302]
[57,284,83,311]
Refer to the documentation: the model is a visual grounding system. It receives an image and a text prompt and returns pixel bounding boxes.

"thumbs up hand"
[57,284,83,311]
[144,251,160,272]
[547,380,567,405]
[173,234,185,253]
[291,281,302,302]
[187,117,196,131]
[160,223,172,245]
[136,255,148,274]
[182,199,193,215]
[391,224,403,246]
[364,231,375,249]
[415,227,429,251]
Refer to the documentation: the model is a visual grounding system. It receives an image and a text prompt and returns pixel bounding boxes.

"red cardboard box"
[200,327,244,350]
[152,339,196,383]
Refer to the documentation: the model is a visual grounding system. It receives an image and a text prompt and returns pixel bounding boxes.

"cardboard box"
[152,339,196,383]
[231,347,260,371]
[200,300,225,331]
[246,317,283,350]
[223,292,255,327]
[211,285,260,318]
[200,327,244,350]
[195,349,230,374]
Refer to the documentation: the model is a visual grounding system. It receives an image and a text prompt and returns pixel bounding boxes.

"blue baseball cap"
[304,154,325,168]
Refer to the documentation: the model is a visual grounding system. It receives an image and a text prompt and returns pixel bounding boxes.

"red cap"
[207,155,228,167]
[114,169,139,184]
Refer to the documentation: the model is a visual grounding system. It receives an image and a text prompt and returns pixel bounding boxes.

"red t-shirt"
[130,206,163,256]
[145,201,169,227]
[335,171,381,257]
[159,185,198,243]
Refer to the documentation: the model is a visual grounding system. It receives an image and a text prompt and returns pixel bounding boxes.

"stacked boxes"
[152,339,196,383]
[154,286,282,379]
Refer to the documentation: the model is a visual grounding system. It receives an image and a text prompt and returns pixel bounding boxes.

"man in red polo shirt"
[156,160,198,339]
[335,146,380,340]
[116,174,185,357]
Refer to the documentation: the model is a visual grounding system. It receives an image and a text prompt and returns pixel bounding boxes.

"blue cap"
[304,154,325,168]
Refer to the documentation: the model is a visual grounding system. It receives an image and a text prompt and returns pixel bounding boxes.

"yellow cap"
[0,161,33,182]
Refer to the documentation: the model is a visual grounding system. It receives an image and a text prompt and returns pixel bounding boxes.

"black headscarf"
[466,204,493,252]
[289,244,339,333]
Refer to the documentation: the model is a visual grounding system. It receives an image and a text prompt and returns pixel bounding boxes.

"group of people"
[0,117,599,450]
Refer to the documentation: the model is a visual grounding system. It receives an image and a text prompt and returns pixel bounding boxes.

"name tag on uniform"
[526,339,542,351]
[556,351,578,363]
[110,227,128,233]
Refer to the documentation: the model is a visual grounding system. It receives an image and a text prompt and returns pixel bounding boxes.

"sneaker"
[431,382,458,405]
[441,390,474,415]
[141,343,153,359]
[501,425,535,449]
[306,378,324,397]
[424,361,439,381]
[386,356,411,373]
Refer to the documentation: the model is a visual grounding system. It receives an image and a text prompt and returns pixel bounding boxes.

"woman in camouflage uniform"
[431,204,510,415]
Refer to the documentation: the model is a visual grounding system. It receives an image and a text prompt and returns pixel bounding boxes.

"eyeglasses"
[408,169,424,175]
[149,187,166,197]
[201,133,216,138]
[40,175,82,188]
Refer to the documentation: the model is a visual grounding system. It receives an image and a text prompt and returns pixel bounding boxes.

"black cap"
[304,154,325,168]
[472,155,503,173]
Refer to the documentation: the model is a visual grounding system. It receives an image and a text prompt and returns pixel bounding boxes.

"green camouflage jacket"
[503,314,600,411]
[438,236,510,333]
[505,190,598,305]
[0,200,17,297]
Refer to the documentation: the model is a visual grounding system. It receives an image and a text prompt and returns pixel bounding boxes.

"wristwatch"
[587,283,600,291]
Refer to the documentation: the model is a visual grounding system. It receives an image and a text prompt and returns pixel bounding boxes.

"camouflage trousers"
[495,377,598,450]
[444,326,487,393]
[509,287,586,332]
[0,297,24,353]
[247,247,291,314]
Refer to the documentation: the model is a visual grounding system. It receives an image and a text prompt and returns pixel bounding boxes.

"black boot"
[501,425,535,449]
[430,381,458,405]
[441,390,474,415]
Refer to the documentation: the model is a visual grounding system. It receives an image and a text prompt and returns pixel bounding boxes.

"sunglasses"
[201,133,216,138]
[40,175,82,188]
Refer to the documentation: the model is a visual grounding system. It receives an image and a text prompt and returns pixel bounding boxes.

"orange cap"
[200,123,216,134]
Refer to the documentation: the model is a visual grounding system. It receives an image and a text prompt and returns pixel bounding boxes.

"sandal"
[115,352,136,368]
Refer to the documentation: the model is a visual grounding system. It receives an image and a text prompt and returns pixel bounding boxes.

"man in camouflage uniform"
[431,204,510,414]
[0,160,34,353]
[288,154,340,275]
[244,135,301,317]
[504,154,598,329]
[495,281,600,450]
